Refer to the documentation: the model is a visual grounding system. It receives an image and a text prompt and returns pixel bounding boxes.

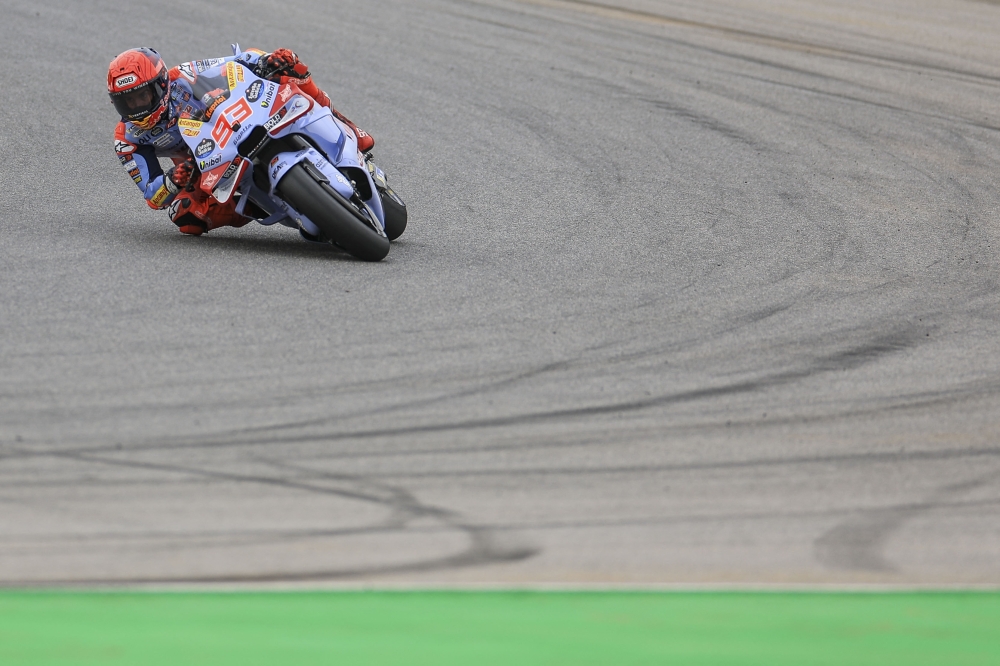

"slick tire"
[380,187,407,241]
[278,164,390,262]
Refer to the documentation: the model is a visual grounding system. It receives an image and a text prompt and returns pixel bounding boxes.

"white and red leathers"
[112,48,374,235]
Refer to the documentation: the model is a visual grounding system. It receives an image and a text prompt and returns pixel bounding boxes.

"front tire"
[277,164,390,262]
[381,187,407,241]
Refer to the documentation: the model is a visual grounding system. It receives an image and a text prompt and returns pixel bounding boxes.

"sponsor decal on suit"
[150,185,170,208]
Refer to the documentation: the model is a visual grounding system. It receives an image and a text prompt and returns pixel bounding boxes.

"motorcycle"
[177,45,407,261]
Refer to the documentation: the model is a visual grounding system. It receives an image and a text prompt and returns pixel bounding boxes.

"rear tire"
[381,187,407,241]
[277,164,390,262]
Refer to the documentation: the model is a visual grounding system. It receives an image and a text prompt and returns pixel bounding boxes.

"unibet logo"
[199,154,222,171]
[115,74,137,88]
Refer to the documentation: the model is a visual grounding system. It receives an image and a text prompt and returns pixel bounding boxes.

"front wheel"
[380,187,407,241]
[277,164,390,262]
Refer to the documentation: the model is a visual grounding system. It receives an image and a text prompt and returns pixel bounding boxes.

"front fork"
[365,154,405,207]
[235,153,396,239]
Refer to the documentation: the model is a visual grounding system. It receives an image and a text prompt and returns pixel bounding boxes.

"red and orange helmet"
[108,48,169,128]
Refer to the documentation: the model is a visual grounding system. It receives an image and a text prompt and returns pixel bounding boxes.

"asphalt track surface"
[2,0,1000,586]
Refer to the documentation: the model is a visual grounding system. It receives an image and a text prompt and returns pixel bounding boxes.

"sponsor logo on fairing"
[199,154,222,171]
[202,171,221,188]
[115,74,137,88]
[178,118,203,130]
[278,85,293,103]
[259,84,274,108]
[245,80,263,103]
[232,126,248,145]
[195,138,215,157]
[220,159,240,181]
[182,128,199,137]
[270,160,287,181]
[263,106,287,132]
[226,62,239,90]
[115,140,135,154]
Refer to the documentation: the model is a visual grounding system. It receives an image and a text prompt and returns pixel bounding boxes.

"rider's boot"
[205,198,251,231]
[168,188,249,234]
[331,106,375,153]
[168,191,210,235]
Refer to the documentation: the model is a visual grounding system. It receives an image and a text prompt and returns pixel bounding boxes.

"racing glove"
[263,48,310,79]
[201,89,228,120]
[165,158,196,194]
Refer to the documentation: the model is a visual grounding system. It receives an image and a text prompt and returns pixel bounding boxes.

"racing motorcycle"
[179,45,406,261]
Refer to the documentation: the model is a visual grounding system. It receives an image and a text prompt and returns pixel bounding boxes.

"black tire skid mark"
[0,327,958,459]
[0,450,535,587]
[815,477,995,572]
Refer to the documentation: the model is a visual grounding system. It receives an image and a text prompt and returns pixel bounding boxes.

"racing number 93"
[211,98,253,149]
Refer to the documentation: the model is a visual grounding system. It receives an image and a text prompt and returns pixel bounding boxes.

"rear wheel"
[380,187,407,241]
[277,164,390,262]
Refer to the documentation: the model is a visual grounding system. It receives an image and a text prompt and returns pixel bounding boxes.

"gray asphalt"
[2,0,1000,585]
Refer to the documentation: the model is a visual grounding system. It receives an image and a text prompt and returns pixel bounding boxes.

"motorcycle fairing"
[176,62,385,235]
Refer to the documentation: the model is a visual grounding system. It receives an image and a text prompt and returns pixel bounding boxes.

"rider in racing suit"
[108,47,375,236]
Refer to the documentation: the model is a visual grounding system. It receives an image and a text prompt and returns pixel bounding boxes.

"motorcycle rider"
[108,46,375,236]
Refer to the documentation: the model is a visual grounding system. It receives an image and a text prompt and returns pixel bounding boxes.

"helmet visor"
[111,80,162,121]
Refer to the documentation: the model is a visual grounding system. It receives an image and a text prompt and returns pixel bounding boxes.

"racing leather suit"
[113,48,371,234]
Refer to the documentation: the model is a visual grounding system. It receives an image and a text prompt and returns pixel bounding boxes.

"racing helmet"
[108,48,169,128]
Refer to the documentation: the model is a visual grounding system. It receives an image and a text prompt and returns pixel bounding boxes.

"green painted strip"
[1,591,997,665]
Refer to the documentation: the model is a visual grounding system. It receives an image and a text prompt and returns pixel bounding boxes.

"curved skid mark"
[0,329,963,462]
[0,451,537,587]
[815,477,993,572]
